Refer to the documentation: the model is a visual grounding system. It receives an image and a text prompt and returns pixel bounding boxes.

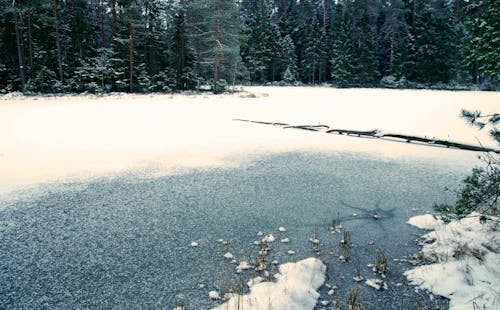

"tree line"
[0,0,497,94]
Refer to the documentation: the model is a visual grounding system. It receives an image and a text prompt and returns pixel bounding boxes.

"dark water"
[0,152,468,309]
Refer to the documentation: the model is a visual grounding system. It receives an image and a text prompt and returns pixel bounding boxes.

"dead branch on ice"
[233,118,500,154]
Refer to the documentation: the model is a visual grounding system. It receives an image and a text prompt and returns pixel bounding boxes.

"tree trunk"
[389,11,395,73]
[13,2,25,90]
[283,0,287,17]
[111,0,116,41]
[27,0,33,70]
[53,0,63,82]
[129,1,134,92]
[213,16,221,92]
[322,0,327,31]
[100,0,106,47]
[412,0,417,29]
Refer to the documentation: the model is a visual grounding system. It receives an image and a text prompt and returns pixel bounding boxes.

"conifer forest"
[0,0,498,94]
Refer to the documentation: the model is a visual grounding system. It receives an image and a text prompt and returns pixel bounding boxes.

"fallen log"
[233,119,500,154]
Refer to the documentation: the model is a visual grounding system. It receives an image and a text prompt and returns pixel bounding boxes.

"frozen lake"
[0,87,498,308]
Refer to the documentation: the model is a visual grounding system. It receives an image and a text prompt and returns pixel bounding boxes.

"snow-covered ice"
[213,258,326,310]
[406,213,499,309]
[407,214,444,230]
[1,87,498,196]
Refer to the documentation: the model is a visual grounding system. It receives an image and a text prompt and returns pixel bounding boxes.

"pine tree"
[463,0,499,86]
[241,0,278,83]
[351,0,378,85]
[330,2,354,87]
[280,34,298,82]
[186,0,242,93]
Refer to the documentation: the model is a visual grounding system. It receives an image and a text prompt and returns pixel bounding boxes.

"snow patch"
[213,258,326,310]
[407,214,444,230]
[405,213,499,309]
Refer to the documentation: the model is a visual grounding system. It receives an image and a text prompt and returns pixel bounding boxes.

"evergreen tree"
[186,0,242,93]
[330,2,355,87]
[241,0,278,83]
[351,0,378,85]
[413,0,459,84]
[280,34,298,82]
[463,0,499,86]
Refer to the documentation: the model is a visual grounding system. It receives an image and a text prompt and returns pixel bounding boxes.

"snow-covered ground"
[0,87,498,197]
[214,258,326,310]
[1,87,499,309]
[406,213,499,309]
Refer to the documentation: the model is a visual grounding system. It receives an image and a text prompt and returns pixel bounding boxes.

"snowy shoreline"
[406,213,499,309]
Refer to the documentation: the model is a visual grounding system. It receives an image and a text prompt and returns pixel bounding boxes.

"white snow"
[261,234,275,243]
[407,214,444,230]
[236,261,251,273]
[405,213,500,309]
[278,227,287,232]
[1,87,497,196]
[223,252,234,260]
[208,290,220,300]
[365,278,388,290]
[213,258,326,310]
[190,242,199,247]
[280,237,290,243]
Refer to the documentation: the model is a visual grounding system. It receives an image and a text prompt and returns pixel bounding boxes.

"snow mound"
[405,213,499,309]
[407,214,444,230]
[213,257,326,310]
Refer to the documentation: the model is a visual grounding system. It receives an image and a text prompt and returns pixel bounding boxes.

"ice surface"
[1,87,498,308]
[405,213,499,309]
[213,258,326,310]
[1,86,498,196]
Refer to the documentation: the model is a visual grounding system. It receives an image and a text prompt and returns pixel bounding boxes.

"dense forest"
[0,0,498,93]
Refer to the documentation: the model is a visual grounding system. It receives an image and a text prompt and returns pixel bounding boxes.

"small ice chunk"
[365,278,388,290]
[353,213,358,216]
[209,290,220,300]
[199,284,205,289]
[236,261,251,272]
[223,252,234,259]
[190,241,199,247]
[247,276,264,288]
[353,275,364,282]
[328,289,335,296]
[272,260,279,265]
[217,239,224,243]
[321,300,330,306]
[287,250,295,255]
[281,237,290,243]
[257,231,264,236]
[309,238,320,244]
[253,240,261,245]
[279,227,287,232]
[262,234,275,242]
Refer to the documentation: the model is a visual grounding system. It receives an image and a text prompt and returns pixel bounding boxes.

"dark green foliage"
[435,110,499,220]
[463,0,499,86]
[461,109,500,143]
[435,165,499,220]
[0,0,494,93]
